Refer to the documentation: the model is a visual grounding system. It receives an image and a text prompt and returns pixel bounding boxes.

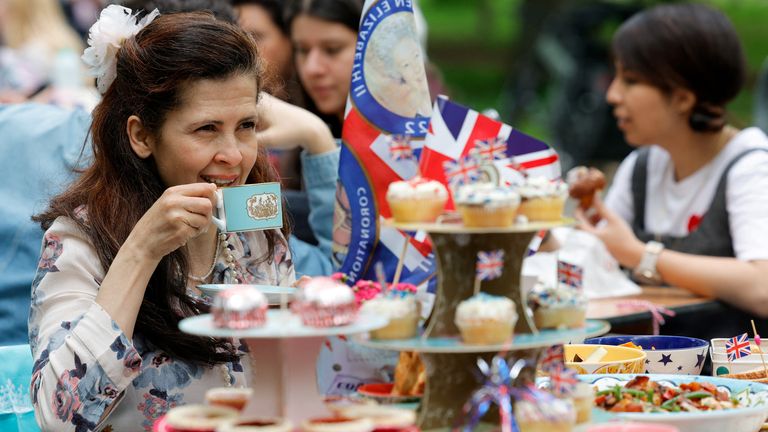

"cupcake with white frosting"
[360,292,420,340]
[454,182,520,227]
[386,176,448,223]
[454,293,517,345]
[516,176,568,222]
[292,277,358,327]
[527,281,587,329]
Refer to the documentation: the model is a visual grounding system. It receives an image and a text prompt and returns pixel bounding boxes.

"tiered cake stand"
[179,309,388,422]
[355,220,610,430]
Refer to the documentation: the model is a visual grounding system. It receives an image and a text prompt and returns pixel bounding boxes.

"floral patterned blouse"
[29,213,295,432]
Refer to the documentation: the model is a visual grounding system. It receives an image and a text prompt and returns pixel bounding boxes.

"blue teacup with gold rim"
[212,182,283,233]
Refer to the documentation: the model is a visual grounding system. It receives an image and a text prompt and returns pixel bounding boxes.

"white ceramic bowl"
[581,374,768,432]
[585,335,709,375]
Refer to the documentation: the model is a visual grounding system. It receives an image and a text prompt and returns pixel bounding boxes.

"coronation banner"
[332,0,434,289]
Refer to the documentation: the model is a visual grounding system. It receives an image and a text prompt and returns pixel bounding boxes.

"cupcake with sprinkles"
[515,176,568,222]
[454,182,520,227]
[454,293,517,345]
[527,280,587,329]
[386,176,448,223]
[292,276,358,327]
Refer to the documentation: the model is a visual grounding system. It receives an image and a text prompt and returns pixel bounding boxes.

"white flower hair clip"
[81,5,160,94]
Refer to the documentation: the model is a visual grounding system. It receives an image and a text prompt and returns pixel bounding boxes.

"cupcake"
[570,382,594,424]
[454,182,520,227]
[516,176,568,222]
[515,395,576,432]
[386,176,448,223]
[216,418,293,432]
[212,286,268,329]
[454,293,517,345]
[300,417,375,432]
[205,387,253,412]
[292,276,358,327]
[359,292,420,340]
[527,281,587,330]
[566,166,606,210]
[165,405,239,432]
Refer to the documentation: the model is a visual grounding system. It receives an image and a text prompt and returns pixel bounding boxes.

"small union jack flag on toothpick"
[557,260,583,290]
[387,134,414,161]
[476,250,505,281]
[539,344,565,373]
[549,364,578,397]
[443,155,480,188]
[726,333,752,362]
[473,136,508,161]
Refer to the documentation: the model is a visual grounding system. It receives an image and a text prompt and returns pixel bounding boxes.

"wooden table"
[586,286,720,335]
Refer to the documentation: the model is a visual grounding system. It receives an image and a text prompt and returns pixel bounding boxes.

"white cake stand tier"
[178,310,387,422]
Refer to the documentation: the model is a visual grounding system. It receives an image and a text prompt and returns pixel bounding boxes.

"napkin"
[523,228,641,299]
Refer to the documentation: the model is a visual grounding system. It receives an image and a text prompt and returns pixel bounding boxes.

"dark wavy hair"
[284,0,363,137]
[612,3,746,132]
[34,11,289,365]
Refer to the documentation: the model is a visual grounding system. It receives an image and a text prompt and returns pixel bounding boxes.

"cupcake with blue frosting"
[527,281,587,329]
[454,182,520,227]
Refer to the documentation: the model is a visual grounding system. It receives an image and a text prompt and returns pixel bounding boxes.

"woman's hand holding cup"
[127,182,218,261]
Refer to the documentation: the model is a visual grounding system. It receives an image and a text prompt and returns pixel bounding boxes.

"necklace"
[188,233,222,282]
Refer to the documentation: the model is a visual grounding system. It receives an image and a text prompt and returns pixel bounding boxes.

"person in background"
[0,0,85,102]
[577,3,768,336]
[0,104,91,346]
[28,8,300,430]
[285,0,363,138]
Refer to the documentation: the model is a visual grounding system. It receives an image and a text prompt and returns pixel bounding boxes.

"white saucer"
[197,284,295,305]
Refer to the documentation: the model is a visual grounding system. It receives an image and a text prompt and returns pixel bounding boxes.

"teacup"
[212,182,283,233]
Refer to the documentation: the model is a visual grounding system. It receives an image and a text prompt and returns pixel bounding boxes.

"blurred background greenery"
[419,0,768,167]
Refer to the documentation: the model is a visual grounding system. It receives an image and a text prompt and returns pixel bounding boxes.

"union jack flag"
[726,333,752,361]
[558,260,583,290]
[420,95,561,210]
[443,155,480,188]
[476,249,504,281]
[539,344,565,373]
[549,364,578,397]
[388,134,414,161]
[473,137,507,161]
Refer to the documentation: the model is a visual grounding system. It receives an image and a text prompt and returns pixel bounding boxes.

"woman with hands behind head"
[577,3,768,326]
[30,7,293,431]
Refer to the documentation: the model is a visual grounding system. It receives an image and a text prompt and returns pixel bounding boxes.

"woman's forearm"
[657,251,768,317]
[94,238,159,338]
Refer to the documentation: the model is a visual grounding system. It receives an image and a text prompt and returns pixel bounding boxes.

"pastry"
[216,418,293,432]
[300,417,374,432]
[386,176,448,223]
[291,276,358,327]
[566,166,606,209]
[165,404,239,432]
[360,293,420,340]
[516,176,568,222]
[569,382,594,424]
[392,351,425,396]
[527,281,587,330]
[454,182,520,227]
[336,405,416,429]
[454,293,517,345]
[205,387,253,412]
[211,286,268,329]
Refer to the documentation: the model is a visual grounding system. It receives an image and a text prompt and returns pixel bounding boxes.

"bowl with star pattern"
[585,335,709,375]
